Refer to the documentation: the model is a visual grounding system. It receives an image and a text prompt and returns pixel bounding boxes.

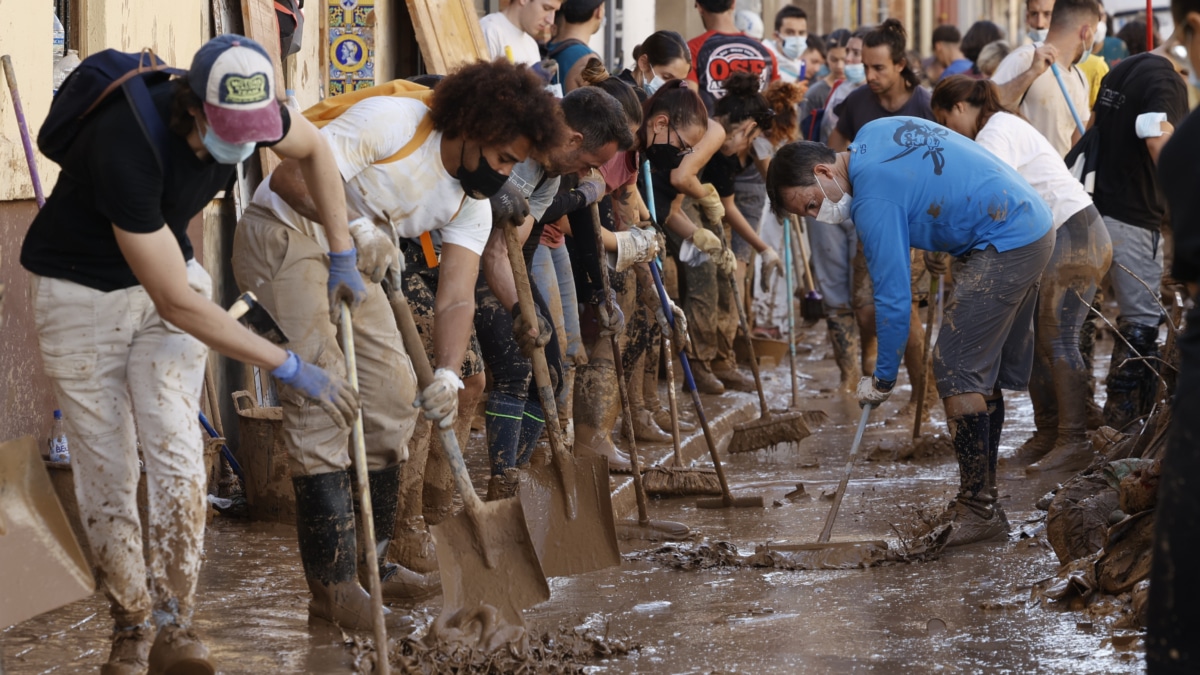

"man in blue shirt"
[767,116,1055,547]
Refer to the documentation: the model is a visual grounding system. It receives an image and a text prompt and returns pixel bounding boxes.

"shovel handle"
[783,217,800,409]
[2,55,45,208]
[710,219,770,419]
[912,274,941,441]
[500,223,578,520]
[818,403,873,543]
[337,302,390,675]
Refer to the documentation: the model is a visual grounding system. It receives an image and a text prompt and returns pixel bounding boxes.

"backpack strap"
[417,196,467,269]
[374,112,435,164]
[122,75,175,177]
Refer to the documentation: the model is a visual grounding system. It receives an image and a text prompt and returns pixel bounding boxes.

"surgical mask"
[1094,20,1107,45]
[201,122,255,165]
[456,145,509,199]
[815,173,852,224]
[843,63,865,83]
[817,63,831,78]
[644,70,666,96]
[782,35,806,60]
[1028,28,1048,42]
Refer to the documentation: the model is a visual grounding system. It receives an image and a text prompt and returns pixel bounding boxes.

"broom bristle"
[728,412,812,454]
[641,467,722,496]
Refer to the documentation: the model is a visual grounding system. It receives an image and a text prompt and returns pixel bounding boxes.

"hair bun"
[580,57,610,85]
[722,71,761,98]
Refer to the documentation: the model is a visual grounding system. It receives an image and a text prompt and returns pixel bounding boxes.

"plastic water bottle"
[52,49,80,94]
[48,410,70,463]
[52,13,66,63]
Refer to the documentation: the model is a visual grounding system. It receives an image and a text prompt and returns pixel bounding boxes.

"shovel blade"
[0,437,94,628]
[431,497,549,628]
[519,454,621,577]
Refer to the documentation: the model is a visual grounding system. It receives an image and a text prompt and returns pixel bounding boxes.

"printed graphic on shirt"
[692,33,776,99]
[880,119,948,175]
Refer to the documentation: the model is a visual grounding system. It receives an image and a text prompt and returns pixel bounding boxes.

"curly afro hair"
[430,59,568,156]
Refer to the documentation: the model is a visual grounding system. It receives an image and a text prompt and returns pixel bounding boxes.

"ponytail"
[930,75,1008,136]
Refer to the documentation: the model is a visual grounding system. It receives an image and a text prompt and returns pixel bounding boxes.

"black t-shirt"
[1092,53,1189,231]
[834,85,935,142]
[21,81,291,292]
[1161,108,1200,282]
[701,151,751,199]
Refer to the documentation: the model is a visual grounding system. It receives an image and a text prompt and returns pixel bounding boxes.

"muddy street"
[1,331,1144,674]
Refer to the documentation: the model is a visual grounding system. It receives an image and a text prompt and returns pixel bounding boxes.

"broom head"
[641,466,722,497]
[728,410,812,454]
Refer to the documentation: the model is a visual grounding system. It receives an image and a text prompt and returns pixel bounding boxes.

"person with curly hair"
[229,58,566,629]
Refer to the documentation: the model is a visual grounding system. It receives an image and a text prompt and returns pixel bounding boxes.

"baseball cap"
[189,34,282,145]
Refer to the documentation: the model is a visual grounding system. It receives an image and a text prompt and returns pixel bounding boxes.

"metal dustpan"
[0,436,95,628]
[519,447,621,577]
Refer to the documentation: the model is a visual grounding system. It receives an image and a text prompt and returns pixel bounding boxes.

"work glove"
[327,247,368,324]
[597,289,626,338]
[690,228,723,256]
[655,300,690,353]
[923,250,949,276]
[348,217,400,284]
[715,248,738,277]
[697,183,726,226]
[613,227,660,272]
[414,367,464,429]
[490,181,530,229]
[758,245,781,292]
[272,350,360,429]
[511,301,552,358]
[855,375,894,408]
[575,173,607,205]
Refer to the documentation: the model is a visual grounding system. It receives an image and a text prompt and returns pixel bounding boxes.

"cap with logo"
[189,34,282,145]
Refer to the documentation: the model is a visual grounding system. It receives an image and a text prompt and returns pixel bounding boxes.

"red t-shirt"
[687,30,779,107]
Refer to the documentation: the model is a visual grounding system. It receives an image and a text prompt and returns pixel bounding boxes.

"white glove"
[348,217,400,283]
[612,227,660,272]
[758,246,781,292]
[597,289,626,338]
[1135,112,1168,139]
[855,376,893,408]
[415,368,463,429]
[655,300,690,353]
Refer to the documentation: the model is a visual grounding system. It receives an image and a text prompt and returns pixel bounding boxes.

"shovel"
[501,223,622,577]
[0,436,94,628]
[384,277,549,632]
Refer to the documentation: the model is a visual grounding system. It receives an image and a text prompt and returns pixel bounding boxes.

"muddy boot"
[690,360,726,395]
[644,354,696,432]
[712,360,756,392]
[632,409,672,443]
[147,623,212,675]
[1029,367,1099,475]
[1004,363,1058,467]
[364,466,441,603]
[101,623,153,675]
[293,470,381,631]
[622,353,668,443]
[486,468,522,501]
[574,359,633,472]
[985,397,1004,499]
[826,313,861,392]
[1103,320,1159,431]
[936,412,1009,547]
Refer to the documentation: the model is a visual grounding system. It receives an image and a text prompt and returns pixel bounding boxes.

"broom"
[641,332,722,497]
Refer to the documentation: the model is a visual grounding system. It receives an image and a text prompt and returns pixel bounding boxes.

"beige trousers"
[231,205,418,475]
[32,261,212,629]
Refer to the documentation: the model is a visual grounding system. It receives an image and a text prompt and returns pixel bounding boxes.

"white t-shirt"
[480,13,541,66]
[990,44,1090,158]
[974,112,1092,229]
[254,97,491,255]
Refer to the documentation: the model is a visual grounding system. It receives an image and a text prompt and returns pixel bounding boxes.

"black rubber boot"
[951,412,991,499]
[985,397,1004,496]
[293,470,381,631]
[1103,320,1160,431]
[361,465,441,603]
[937,412,1009,547]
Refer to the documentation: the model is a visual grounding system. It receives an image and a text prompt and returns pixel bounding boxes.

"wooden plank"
[241,0,285,174]
[405,0,489,75]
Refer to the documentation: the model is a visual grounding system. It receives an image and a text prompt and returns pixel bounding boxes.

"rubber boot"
[1028,367,1098,475]
[486,468,522,501]
[939,412,1009,547]
[985,397,1004,499]
[826,312,861,393]
[574,358,632,472]
[363,465,441,603]
[712,358,756,392]
[293,470,382,631]
[485,392,527,476]
[623,353,671,443]
[645,349,695,433]
[690,360,726,395]
[515,399,546,468]
[147,624,213,675]
[1103,321,1159,431]
[101,623,153,675]
[1007,360,1058,466]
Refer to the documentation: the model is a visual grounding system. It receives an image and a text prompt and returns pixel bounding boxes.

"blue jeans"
[532,244,583,410]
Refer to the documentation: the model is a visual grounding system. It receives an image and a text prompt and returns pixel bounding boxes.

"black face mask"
[457,144,509,199]
[643,122,688,172]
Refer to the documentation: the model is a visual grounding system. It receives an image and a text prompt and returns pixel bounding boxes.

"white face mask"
[1094,20,1107,45]
[782,35,806,60]
[1028,28,1049,42]
[644,71,666,95]
[815,172,853,224]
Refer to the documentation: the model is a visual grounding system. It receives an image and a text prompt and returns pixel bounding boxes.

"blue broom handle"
[1049,63,1085,136]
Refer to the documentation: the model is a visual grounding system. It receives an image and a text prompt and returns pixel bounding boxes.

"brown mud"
[1,328,1146,673]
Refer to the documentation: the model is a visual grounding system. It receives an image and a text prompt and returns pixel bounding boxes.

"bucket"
[231,391,295,523]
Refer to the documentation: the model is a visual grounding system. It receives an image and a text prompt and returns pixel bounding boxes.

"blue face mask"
[644,72,666,96]
[843,63,865,83]
[201,122,256,165]
[817,64,831,78]
[1028,28,1048,42]
[781,35,806,60]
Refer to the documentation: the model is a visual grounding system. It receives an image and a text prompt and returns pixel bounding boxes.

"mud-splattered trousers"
[232,204,419,476]
[32,260,213,630]
[676,200,739,368]
[1027,206,1112,445]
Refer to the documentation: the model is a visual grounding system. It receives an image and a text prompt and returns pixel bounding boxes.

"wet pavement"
[1,330,1145,674]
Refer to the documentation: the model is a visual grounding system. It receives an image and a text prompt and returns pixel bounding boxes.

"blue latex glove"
[328,247,367,323]
[272,351,359,428]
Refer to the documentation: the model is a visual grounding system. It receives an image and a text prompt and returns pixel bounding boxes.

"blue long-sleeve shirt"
[846,116,1053,383]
